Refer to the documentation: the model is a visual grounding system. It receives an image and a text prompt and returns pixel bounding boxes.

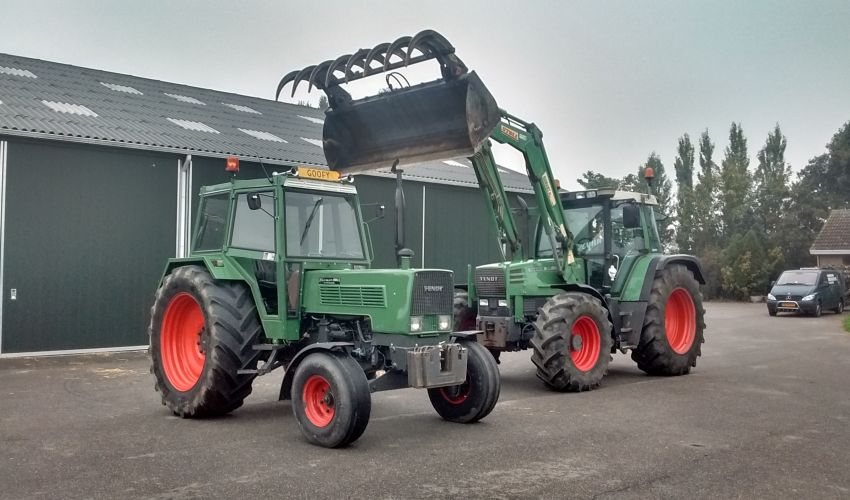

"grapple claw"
[307,60,334,92]
[276,70,300,101]
[326,54,352,88]
[290,65,317,98]
[274,30,499,174]
[363,42,390,75]
[384,36,412,71]
[344,48,370,82]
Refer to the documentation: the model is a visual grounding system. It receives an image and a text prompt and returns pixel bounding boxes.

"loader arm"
[470,110,576,279]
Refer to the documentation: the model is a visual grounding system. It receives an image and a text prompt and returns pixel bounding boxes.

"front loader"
[273,29,707,394]
[148,31,502,448]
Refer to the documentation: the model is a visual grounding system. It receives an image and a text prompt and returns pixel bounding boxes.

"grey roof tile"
[811,209,850,252]
[0,52,532,193]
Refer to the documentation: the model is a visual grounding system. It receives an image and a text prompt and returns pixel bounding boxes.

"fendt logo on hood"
[423,285,444,292]
[478,276,500,282]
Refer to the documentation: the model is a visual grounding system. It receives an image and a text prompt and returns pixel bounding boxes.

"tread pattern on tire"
[530,292,613,392]
[631,264,706,376]
[149,265,263,418]
[427,340,500,423]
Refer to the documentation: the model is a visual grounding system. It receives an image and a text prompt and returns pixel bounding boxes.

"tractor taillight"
[226,156,239,172]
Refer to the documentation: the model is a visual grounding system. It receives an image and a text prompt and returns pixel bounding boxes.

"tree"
[639,153,674,248]
[719,122,752,240]
[823,121,850,209]
[317,95,329,111]
[720,230,781,299]
[692,130,719,254]
[577,170,621,189]
[673,134,696,253]
[753,124,791,241]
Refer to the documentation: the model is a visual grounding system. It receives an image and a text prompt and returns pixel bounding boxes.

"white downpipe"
[175,155,192,257]
[421,184,426,268]
[0,141,7,354]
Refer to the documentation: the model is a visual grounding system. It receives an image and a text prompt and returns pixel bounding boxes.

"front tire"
[149,265,263,417]
[530,293,613,392]
[833,300,843,314]
[428,341,500,423]
[632,264,705,375]
[291,352,371,448]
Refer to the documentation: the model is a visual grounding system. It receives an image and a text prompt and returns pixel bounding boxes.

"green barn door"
[1,141,176,353]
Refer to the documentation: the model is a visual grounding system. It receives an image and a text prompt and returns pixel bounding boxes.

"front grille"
[475,268,506,297]
[319,285,387,308]
[523,297,548,316]
[411,271,453,315]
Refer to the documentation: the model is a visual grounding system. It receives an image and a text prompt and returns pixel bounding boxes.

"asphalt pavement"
[1,302,849,499]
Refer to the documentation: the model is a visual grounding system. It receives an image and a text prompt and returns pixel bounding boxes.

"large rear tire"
[149,265,263,417]
[530,293,613,392]
[631,264,705,375]
[428,340,500,423]
[291,352,371,448]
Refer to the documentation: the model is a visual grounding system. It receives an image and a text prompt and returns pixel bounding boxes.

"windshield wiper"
[300,198,324,245]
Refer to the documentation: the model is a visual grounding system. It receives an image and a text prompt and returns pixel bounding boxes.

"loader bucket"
[275,30,500,173]
[323,71,499,173]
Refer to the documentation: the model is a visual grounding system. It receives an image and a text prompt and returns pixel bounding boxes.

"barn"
[0,53,534,356]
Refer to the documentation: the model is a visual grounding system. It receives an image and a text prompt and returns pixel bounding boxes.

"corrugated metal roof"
[0,53,532,193]
[811,209,850,253]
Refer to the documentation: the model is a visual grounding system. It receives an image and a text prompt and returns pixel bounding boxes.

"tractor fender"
[278,342,354,400]
[638,255,706,302]
[550,283,615,337]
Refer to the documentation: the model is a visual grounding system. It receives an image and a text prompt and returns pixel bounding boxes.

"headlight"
[437,315,452,331]
[479,299,489,307]
[802,294,816,301]
[410,316,423,332]
[767,293,776,301]
[498,299,508,307]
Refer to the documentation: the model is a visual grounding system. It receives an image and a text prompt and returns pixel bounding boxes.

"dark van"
[767,268,846,317]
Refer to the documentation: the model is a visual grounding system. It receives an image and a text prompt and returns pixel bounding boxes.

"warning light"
[226,156,239,173]
[644,166,654,180]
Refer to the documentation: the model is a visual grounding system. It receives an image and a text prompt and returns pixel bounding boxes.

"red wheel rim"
[570,316,601,372]
[161,292,206,392]
[439,380,471,405]
[303,375,335,427]
[666,288,696,354]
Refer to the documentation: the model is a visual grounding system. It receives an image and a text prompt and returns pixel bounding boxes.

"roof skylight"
[239,128,287,143]
[298,115,324,125]
[100,82,143,95]
[0,66,37,78]
[223,103,261,114]
[300,137,323,147]
[41,100,98,117]
[166,118,219,134]
[164,93,205,105]
[443,160,469,168]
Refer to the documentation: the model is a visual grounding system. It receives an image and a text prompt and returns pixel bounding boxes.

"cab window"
[195,193,229,252]
[231,191,275,252]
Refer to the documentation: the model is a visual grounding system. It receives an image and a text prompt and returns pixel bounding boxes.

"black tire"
[768,308,777,317]
[530,292,613,392]
[631,264,705,376]
[453,289,477,331]
[149,265,263,417]
[833,299,843,314]
[291,351,371,448]
[428,340,500,423]
[812,301,822,317]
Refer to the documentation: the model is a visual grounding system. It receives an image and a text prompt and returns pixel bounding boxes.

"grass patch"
[844,315,850,333]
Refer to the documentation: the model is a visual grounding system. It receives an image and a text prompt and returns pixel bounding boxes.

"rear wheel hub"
[570,316,601,372]
[666,288,697,354]
[160,293,206,392]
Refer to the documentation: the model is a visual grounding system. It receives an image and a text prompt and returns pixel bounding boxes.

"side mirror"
[247,193,262,210]
[623,203,640,229]
[770,280,776,287]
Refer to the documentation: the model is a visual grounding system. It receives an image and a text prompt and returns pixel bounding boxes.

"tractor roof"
[561,188,658,206]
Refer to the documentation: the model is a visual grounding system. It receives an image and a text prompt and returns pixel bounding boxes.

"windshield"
[285,190,365,259]
[776,271,818,286]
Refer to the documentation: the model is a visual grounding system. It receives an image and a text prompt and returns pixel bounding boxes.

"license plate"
[780,302,796,308]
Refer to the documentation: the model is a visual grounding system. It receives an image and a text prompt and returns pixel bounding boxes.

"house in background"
[810,209,850,268]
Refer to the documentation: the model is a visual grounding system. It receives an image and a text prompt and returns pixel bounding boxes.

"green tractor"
[455,112,707,391]
[148,31,503,448]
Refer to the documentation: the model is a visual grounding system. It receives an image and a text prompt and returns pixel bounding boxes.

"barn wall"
[0,138,177,353]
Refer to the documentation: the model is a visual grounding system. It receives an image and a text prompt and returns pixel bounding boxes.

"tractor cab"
[536,188,661,292]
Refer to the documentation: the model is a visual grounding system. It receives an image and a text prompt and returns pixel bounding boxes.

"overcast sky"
[3,0,849,189]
